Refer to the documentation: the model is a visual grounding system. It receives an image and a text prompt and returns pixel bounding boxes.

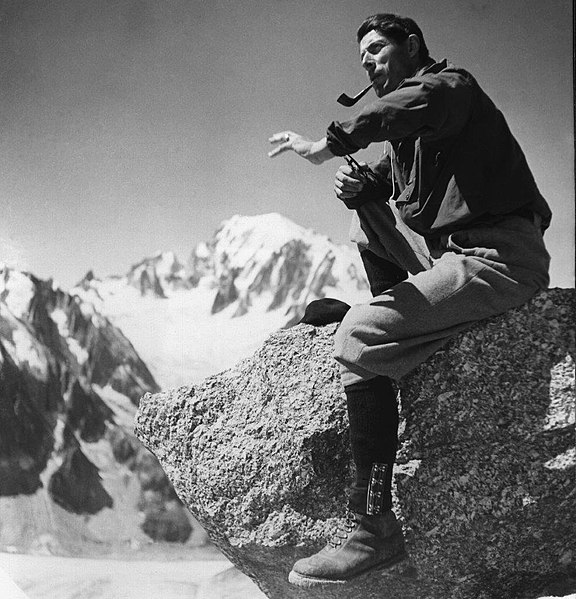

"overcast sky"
[0,0,573,288]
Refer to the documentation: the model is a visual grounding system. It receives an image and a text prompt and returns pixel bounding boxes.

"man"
[269,13,551,588]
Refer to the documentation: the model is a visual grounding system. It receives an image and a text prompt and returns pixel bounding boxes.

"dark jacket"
[326,59,552,237]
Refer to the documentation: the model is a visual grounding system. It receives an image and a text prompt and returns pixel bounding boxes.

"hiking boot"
[288,510,407,587]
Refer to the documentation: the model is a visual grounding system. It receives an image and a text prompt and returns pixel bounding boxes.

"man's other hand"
[334,164,366,201]
[268,132,334,165]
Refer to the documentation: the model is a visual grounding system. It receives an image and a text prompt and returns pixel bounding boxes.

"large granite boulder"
[135,289,575,599]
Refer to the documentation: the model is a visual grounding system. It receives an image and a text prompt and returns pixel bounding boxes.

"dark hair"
[357,13,429,63]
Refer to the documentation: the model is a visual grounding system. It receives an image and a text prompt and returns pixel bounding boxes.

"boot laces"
[327,511,358,548]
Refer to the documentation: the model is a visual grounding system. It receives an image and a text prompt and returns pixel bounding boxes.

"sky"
[0,0,573,289]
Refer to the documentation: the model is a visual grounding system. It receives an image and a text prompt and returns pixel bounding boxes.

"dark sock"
[345,376,399,513]
[360,250,407,297]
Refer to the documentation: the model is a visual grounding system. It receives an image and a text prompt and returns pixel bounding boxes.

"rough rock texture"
[135,289,575,599]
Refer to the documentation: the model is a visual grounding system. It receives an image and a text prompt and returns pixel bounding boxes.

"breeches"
[334,203,551,386]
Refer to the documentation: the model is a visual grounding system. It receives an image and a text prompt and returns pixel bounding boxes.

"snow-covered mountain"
[0,212,369,555]
[75,213,370,388]
[0,267,193,555]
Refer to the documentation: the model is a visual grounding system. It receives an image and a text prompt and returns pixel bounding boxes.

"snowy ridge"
[76,213,370,388]
[0,266,191,555]
[206,213,368,320]
[0,213,365,557]
[126,251,187,297]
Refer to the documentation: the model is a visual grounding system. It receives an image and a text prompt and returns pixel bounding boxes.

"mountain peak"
[198,213,369,320]
[75,213,370,386]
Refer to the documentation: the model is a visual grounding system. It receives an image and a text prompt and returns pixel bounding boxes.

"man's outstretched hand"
[268,131,334,165]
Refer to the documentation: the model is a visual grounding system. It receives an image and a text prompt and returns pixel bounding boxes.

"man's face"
[359,30,416,97]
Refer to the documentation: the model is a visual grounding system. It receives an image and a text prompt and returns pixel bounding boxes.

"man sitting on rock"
[268,12,551,588]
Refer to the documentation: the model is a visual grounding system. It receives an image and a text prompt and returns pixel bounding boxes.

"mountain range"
[74,213,370,388]
[0,213,369,554]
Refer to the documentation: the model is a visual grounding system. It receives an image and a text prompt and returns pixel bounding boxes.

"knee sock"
[345,375,399,513]
[360,250,408,297]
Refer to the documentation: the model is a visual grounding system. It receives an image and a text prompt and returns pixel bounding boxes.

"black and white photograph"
[0,1,573,598]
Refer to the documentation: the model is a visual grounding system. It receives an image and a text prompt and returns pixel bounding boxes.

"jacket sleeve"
[326,69,476,156]
[369,151,392,184]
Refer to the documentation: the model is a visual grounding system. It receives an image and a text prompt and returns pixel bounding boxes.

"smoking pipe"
[337,83,372,107]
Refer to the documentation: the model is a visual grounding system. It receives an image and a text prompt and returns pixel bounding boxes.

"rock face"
[0,266,192,553]
[135,289,575,599]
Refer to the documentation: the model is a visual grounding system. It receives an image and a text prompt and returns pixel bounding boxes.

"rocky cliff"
[0,266,192,554]
[135,288,575,599]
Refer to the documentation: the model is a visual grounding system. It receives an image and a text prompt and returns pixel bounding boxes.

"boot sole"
[288,551,410,588]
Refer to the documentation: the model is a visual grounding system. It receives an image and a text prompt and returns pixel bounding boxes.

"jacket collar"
[415,58,448,77]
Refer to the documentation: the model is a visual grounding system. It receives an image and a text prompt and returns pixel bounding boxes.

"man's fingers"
[267,131,327,164]
[268,133,286,144]
[337,173,363,186]
[335,166,365,186]
[334,186,359,200]
[335,178,362,192]
[268,143,292,158]
[268,131,298,158]
[334,172,364,193]
[336,165,354,176]
[335,161,364,199]
[334,181,361,195]
[268,131,298,144]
